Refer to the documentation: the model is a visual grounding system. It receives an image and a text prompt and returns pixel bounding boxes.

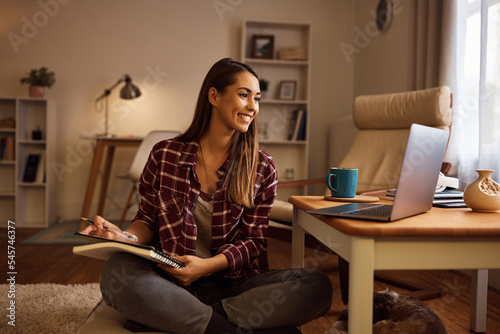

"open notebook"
[307,124,449,222]
[73,232,184,268]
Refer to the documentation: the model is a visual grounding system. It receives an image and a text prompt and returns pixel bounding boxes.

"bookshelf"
[241,19,311,199]
[0,97,56,227]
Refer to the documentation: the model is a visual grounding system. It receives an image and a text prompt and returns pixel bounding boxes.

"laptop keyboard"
[345,205,393,216]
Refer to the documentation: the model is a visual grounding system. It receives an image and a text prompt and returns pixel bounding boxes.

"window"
[455,0,500,185]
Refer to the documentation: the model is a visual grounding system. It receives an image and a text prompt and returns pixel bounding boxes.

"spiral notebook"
[73,232,184,268]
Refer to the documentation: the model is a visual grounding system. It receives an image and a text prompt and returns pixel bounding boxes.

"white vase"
[463,169,500,212]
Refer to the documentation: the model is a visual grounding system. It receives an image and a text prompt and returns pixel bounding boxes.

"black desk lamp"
[95,74,141,137]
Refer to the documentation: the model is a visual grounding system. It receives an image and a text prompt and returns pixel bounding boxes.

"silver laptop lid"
[390,124,449,220]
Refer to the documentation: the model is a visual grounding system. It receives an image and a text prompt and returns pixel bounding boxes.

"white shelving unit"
[0,97,56,227]
[241,19,311,199]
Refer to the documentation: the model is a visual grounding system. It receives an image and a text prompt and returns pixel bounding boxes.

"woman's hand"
[80,215,132,243]
[158,255,208,286]
[158,253,229,286]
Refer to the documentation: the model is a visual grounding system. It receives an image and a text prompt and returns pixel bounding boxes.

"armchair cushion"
[269,199,294,224]
[353,86,452,130]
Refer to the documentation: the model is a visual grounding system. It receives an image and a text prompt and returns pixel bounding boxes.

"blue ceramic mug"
[325,167,358,198]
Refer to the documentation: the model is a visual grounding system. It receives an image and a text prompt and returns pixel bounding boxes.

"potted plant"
[20,66,56,98]
[259,78,269,99]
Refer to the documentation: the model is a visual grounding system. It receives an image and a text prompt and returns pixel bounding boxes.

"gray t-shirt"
[193,192,213,258]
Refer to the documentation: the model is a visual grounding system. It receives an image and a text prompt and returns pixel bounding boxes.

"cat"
[328,290,448,334]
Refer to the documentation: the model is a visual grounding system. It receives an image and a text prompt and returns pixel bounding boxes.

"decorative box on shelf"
[0,117,15,128]
[279,47,307,61]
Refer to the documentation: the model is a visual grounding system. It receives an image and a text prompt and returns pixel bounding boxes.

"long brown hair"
[177,58,259,207]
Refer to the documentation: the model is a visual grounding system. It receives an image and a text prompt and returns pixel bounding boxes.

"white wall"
[351,0,416,95]
[0,0,354,221]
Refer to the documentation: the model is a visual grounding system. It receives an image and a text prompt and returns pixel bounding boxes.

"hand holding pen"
[81,216,138,242]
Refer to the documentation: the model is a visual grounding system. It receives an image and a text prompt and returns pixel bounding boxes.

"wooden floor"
[2,227,500,333]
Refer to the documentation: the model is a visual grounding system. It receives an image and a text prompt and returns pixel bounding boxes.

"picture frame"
[251,35,274,59]
[279,80,297,100]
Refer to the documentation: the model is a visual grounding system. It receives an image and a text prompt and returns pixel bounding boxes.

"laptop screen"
[390,124,449,220]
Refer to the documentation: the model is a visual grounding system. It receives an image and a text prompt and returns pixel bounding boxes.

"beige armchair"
[340,85,452,193]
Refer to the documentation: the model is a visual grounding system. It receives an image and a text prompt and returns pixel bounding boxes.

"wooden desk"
[290,196,500,334]
[79,136,142,230]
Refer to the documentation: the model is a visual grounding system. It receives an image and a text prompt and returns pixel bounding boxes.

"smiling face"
[209,71,261,134]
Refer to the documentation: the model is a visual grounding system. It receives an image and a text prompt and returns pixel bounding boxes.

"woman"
[83,58,332,334]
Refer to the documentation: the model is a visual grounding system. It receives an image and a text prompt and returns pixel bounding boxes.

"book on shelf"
[1,137,15,161]
[34,152,45,183]
[288,110,302,140]
[22,153,41,182]
[296,110,307,140]
[288,109,307,141]
[0,138,5,160]
[73,232,185,268]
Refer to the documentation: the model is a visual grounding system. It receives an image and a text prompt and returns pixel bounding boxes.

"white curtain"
[453,0,500,187]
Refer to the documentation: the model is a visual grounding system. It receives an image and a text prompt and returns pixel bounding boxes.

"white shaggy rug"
[0,283,101,334]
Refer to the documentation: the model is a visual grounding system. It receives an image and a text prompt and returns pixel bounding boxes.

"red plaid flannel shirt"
[133,138,278,281]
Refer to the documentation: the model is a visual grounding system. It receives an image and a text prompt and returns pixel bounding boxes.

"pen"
[81,217,138,242]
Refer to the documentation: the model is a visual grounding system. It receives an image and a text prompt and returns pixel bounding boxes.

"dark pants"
[100,253,333,334]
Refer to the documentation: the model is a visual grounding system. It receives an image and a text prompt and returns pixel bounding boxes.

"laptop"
[307,124,449,222]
